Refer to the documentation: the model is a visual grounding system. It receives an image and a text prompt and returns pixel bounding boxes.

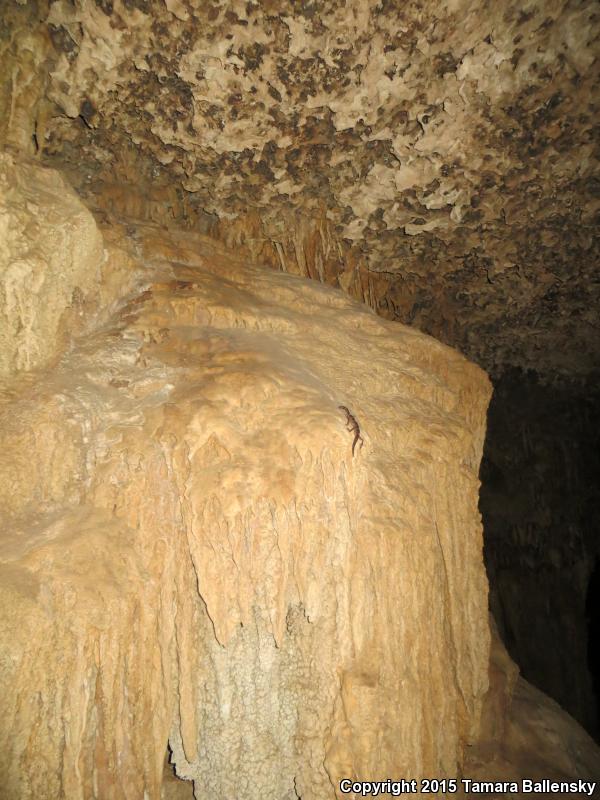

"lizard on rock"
[339,405,364,457]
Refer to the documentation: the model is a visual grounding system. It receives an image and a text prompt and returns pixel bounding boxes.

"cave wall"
[480,371,600,738]
[0,152,138,378]
[1,156,599,799]
[0,157,494,799]
[1,0,600,792]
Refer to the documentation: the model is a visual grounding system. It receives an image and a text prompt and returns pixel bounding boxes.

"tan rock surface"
[0,159,492,798]
[0,152,103,377]
[0,153,142,381]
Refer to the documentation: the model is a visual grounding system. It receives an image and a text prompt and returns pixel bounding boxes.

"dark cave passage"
[480,371,600,740]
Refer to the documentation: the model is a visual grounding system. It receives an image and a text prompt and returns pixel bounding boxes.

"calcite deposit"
[0,158,495,798]
[1,0,598,379]
[1,0,600,795]
[0,153,103,377]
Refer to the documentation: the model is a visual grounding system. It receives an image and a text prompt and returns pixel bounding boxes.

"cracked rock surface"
[1,0,598,379]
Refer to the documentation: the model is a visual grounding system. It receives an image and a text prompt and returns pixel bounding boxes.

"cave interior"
[1,0,599,795]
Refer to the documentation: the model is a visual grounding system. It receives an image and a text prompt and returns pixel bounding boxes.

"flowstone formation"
[1,0,598,379]
[0,152,128,378]
[0,157,495,798]
[2,156,600,798]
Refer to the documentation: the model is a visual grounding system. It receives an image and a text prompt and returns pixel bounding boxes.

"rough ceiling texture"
[1,0,599,378]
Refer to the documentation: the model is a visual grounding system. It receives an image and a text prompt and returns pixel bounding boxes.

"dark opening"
[480,370,600,741]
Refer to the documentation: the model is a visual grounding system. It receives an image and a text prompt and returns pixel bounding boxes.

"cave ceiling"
[2,0,599,380]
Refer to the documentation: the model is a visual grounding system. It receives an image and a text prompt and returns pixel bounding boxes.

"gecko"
[338,405,364,457]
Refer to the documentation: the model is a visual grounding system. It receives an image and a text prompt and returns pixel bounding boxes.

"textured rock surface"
[0,152,142,380]
[1,0,599,793]
[0,152,103,377]
[0,159,493,798]
[1,0,598,379]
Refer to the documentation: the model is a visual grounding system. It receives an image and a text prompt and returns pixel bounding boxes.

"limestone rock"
[0,153,105,377]
[0,159,492,798]
[1,0,597,378]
